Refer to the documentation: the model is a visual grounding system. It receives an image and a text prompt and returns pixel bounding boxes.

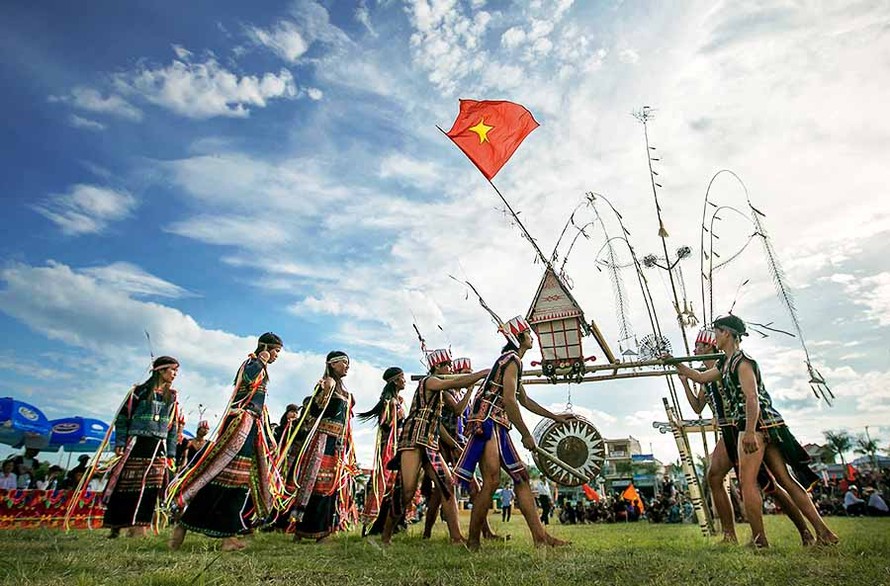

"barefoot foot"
[817,531,839,546]
[221,537,247,551]
[168,526,186,551]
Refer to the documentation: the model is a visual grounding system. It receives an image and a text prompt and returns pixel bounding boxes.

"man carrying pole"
[454,316,572,551]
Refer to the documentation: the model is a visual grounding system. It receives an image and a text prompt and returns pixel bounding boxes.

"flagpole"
[437,125,551,269]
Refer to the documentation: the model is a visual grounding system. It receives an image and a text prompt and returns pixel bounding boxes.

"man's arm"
[502,363,535,450]
[670,360,720,384]
[517,384,573,424]
[453,384,476,415]
[679,376,706,415]
[739,361,761,455]
[425,370,489,392]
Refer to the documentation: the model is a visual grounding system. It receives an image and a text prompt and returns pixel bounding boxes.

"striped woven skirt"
[103,435,167,528]
[176,411,274,538]
[291,431,355,539]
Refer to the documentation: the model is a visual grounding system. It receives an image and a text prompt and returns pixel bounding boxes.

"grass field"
[1,513,888,586]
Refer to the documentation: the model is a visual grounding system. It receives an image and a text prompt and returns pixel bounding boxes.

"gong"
[532,415,606,487]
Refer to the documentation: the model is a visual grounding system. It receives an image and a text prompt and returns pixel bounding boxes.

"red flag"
[581,483,600,501]
[846,464,857,481]
[445,99,539,180]
[621,483,645,512]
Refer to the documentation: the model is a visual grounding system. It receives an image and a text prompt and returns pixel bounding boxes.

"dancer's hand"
[258,350,271,363]
[552,413,576,425]
[114,446,123,456]
[741,430,760,455]
[522,434,537,451]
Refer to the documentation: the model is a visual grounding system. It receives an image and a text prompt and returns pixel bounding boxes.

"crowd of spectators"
[554,468,890,526]
[1,450,97,491]
[810,467,890,517]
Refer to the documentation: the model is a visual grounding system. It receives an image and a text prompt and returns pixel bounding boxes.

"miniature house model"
[526,267,616,380]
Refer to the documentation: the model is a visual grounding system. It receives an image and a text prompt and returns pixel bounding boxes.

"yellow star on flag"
[468,118,493,144]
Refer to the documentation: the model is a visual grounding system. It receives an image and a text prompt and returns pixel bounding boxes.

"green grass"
[1,514,888,586]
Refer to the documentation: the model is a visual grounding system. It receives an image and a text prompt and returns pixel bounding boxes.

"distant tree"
[854,435,881,469]
[816,444,837,465]
[823,430,853,467]
[615,460,633,476]
[631,461,659,476]
[664,459,683,479]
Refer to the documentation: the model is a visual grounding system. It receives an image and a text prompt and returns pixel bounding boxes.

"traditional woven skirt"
[764,424,820,489]
[176,411,273,538]
[292,431,351,539]
[103,435,167,528]
[454,418,528,490]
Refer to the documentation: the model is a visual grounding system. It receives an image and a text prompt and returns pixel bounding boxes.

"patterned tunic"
[466,351,522,431]
[398,377,444,452]
[720,350,785,430]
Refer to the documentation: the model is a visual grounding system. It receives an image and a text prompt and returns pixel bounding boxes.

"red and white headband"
[427,348,452,369]
[499,316,531,348]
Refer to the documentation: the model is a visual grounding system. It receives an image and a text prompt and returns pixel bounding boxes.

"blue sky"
[2,0,889,466]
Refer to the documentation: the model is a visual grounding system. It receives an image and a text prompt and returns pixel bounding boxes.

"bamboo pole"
[520,370,679,385]
[409,353,721,382]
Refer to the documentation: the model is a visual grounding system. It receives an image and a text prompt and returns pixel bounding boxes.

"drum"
[532,414,606,487]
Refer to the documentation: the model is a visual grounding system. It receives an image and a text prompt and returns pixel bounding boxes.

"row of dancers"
[88,313,839,550]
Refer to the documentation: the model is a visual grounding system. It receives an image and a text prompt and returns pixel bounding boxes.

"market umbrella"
[0,396,51,449]
[47,417,114,453]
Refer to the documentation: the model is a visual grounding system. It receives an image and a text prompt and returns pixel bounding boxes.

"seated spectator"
[866,488,889,517]
[63,455,90,489]
[0,460,16,489]
[15,463,32,490]
[11,448,40,488]
[667,499,682,523]
[37,465,64,490]
[844,485,867,516]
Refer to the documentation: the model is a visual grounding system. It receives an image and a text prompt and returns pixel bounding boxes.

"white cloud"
[246,20,310,63]
[49,87,142,121]
[34,184,136,236]
[501,26,526,49]
[306,87,323,100]
[113,49,297,119]
[618,47,639,64]
[165,215,291,249]
[355,1,377,37]
[68,114,106,131]
[378,153,442,187]
[831,272,890,327]
[81,262,193,299]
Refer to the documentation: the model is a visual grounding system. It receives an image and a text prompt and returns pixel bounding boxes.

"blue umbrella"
[182,428,195,439]
[47,417,115,453]
[0,396,51,449]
